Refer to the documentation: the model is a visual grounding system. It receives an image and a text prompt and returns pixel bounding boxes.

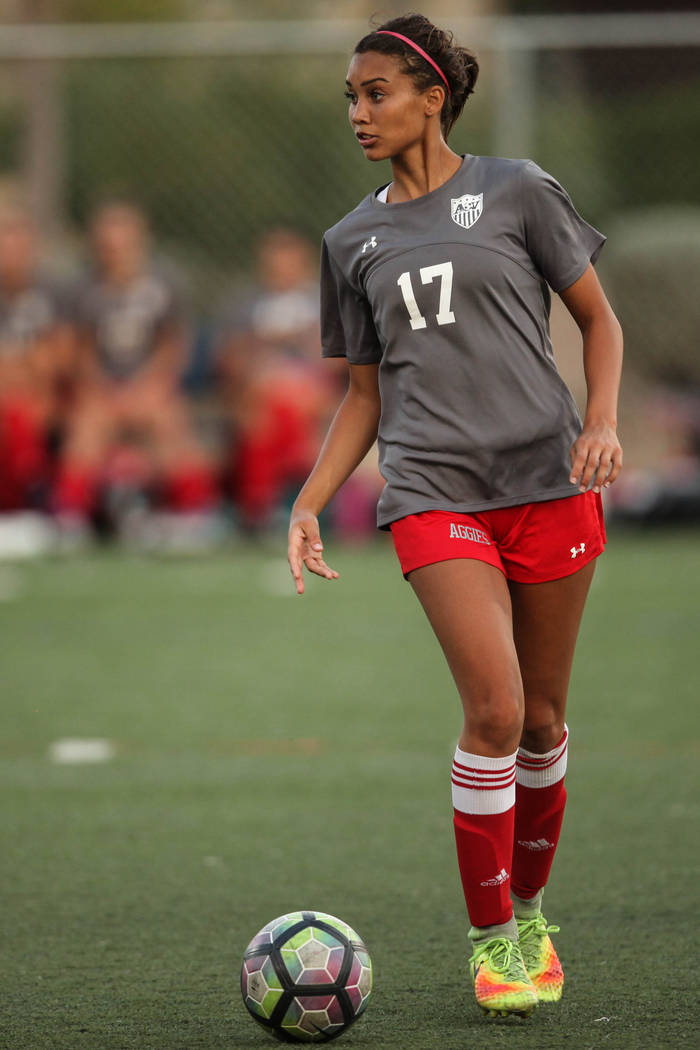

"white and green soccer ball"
[240,910,373,1043]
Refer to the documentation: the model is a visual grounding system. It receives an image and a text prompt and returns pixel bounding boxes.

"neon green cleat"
[469,936,539,1018]
[516,913,564,1003]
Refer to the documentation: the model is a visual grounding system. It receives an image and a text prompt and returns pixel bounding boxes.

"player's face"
[92,206,147,280]
[345,52,437,161]
[0,216,36,287]
[258,232,313,292]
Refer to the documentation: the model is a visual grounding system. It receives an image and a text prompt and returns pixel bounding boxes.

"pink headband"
[376,30,452,96]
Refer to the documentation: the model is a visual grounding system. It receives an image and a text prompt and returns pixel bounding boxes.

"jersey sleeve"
[320,238,382,364]
[521,161,606,293]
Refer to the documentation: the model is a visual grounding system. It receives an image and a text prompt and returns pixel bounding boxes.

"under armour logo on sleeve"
[361,236,378,253]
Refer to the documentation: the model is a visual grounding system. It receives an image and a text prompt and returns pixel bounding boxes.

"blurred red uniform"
[0,205,73,510]
[217,228,344,530]
[56,201,217,525]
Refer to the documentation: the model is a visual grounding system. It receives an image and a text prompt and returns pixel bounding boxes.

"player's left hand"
[569,419,622,493]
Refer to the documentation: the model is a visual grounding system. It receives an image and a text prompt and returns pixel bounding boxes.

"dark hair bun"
[355,12,479,139]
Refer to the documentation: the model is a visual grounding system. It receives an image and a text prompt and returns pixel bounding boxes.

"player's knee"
[521,699,566,753]
[464,684,524,753]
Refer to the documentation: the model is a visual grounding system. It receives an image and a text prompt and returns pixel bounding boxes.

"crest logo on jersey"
[451,193,483,230]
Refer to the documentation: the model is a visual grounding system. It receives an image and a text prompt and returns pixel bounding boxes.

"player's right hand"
[288,510,339,595]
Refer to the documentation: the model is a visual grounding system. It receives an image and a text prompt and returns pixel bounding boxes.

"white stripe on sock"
[516,725,568,788]
[452,747,517,815]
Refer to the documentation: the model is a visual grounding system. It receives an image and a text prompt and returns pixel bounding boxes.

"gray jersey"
[0,277,66,358]
[76,269,184,381]
[320,155,605,528]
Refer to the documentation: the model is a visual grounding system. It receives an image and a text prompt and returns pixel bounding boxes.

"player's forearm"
[293,385,381,517]
[580,311,623,428]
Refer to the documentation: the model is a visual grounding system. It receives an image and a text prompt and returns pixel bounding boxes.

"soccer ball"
[240,910,373,1043]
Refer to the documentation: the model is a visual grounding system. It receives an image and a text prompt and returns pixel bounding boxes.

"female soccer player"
[288,13,623,1019]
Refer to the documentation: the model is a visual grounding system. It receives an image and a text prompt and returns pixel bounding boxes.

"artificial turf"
[1,530,698,1050]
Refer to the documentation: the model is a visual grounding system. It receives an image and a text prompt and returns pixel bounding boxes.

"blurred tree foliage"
[59,0,185,20]
[61,53,700,273]
[0,99,22,174]
[62,56,385,277]
[603,207,700,386]
[535,80,700,220]
[61,52,492,297]
[57,1,345,20]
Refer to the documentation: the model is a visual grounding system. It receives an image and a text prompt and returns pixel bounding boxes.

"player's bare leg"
[54,391,117,519]
[408,559,538,1017]
[507,560,597,1001]
[109,381,217,513]
[408,559,523,755]
[509,561,595,753]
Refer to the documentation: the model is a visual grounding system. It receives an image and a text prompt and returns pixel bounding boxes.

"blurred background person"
[216,227,371,533]
[55,199,218,538]
[0,202,73,514]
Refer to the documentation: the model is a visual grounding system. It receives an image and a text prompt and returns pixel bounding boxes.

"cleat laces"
[470,936,528,981]
[517,913,560,943]
[517,913,560,967]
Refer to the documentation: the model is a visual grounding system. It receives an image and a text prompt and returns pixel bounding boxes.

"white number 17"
[397,261,456,330]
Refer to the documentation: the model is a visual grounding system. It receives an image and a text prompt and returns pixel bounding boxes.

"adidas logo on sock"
[517,838,555,851]
[480,867,509,887]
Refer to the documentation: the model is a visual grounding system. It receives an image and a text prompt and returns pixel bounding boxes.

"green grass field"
[2,530,698,1050]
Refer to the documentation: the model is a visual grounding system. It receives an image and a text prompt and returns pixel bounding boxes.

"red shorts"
[390,491,606,583]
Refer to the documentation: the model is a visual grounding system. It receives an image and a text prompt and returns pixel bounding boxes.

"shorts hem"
[505,550,604,583]
[400,544,604,583]
[504,543,605,584]
[401,553,507,581]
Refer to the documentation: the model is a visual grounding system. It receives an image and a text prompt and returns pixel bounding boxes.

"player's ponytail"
[445,42,479,136]
[354,13,479,140]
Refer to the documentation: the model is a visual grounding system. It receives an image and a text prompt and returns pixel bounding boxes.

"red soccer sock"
[0,399,47,510]
[452,747,517,928]
[511,726,569,901]
[53,464,98,516]
[165,464,218,512]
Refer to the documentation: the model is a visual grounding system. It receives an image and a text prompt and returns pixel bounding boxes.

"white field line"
[48,738,116,764]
